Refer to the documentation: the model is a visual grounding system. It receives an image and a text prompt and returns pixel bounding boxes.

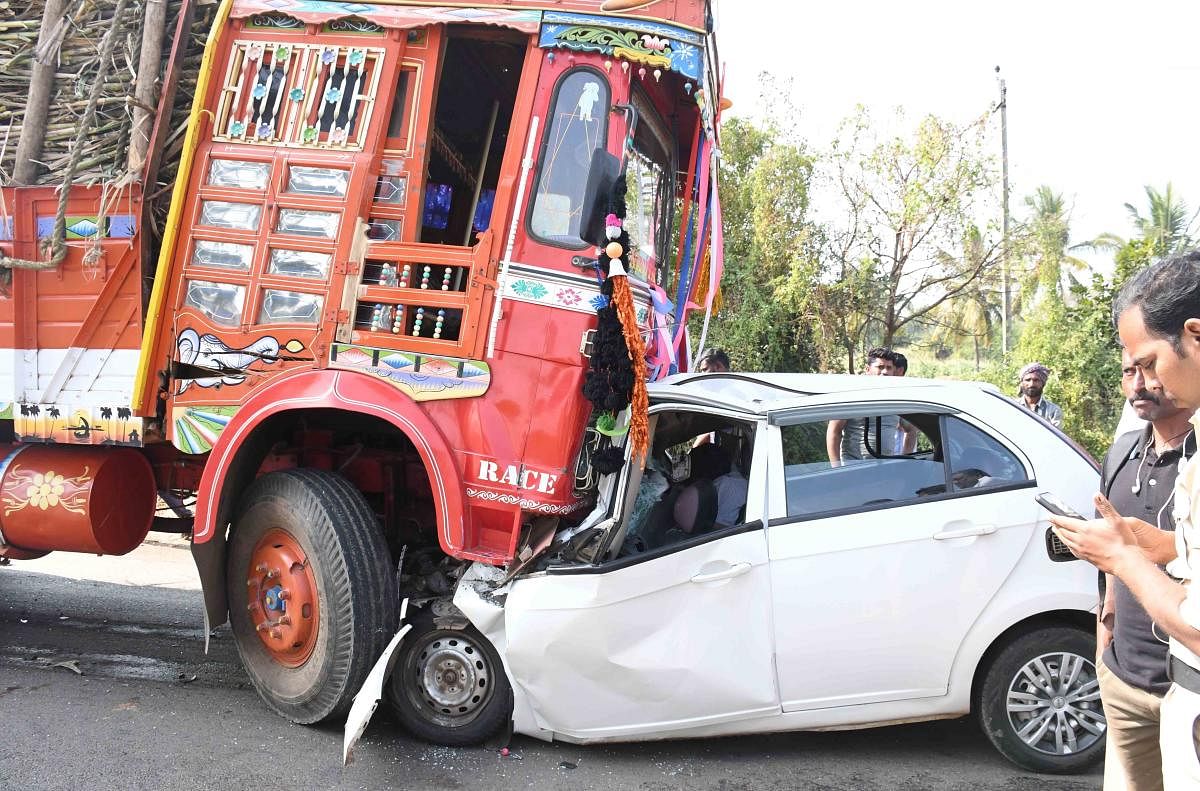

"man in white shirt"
[1051,251,1200,790]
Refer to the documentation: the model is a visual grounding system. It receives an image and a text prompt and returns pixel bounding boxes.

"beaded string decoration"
[581,172,649,464]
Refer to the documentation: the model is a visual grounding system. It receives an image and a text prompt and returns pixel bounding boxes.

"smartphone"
[1035,491,1085,520]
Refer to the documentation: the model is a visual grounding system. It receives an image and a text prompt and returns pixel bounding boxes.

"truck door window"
[625,85,675,286]
[417,29,525,246]
[528,68,610,248]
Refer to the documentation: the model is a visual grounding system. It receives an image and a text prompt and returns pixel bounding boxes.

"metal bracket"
[579,328,596,358]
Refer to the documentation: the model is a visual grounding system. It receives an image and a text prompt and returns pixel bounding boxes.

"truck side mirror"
[579,148,621,248]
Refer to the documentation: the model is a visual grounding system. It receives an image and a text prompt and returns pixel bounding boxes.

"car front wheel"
[977,626,1105,773]
[386,608,513,745]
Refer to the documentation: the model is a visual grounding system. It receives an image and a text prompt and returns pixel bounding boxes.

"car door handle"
[690,562,752,584]
[933,524,997,540]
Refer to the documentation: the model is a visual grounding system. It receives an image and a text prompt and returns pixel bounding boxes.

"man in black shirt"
[1097,351,1195,791]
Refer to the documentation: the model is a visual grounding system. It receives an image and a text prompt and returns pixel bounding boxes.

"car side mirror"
[579,148,621,248]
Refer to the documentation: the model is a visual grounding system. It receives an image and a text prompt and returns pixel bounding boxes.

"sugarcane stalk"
[13,0,67,184]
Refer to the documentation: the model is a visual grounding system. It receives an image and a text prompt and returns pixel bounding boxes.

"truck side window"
[528,68,609,248]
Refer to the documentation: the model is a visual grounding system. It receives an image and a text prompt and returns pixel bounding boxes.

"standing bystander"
[696,348,731,374]
[1096,350,1195,791]
[1050,251,1200,789]
[1016,362,1064,427]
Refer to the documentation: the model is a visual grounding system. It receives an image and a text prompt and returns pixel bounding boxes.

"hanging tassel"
[600,182,649,461]
[689,248,723,315]
[609,262,650,461]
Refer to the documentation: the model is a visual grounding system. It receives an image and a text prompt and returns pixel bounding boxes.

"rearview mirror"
[579,148,621,248]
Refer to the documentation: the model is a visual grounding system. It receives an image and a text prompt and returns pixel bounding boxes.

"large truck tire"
[226,469,397,724]
[386,607,513,745]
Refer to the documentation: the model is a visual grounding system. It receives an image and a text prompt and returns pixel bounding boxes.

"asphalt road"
[0,545,1102,791]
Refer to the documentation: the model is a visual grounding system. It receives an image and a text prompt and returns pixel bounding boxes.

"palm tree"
[1081,183,1196,259]
[1126,184,1194,256]
[1020,186,1086,305]
[928,226,1002,369]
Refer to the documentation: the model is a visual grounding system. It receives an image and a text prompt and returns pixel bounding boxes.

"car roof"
[647,372,1004,416]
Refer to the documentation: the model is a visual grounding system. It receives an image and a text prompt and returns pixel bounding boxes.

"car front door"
[498,417,779,739]
[766,403,1038,711]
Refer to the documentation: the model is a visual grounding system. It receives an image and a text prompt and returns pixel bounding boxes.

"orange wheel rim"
[245,528,319,667]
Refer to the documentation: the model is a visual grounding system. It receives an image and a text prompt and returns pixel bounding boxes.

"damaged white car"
[373,374,1105,774]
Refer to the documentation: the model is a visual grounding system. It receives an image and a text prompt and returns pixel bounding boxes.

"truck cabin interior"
[418,27,525,248]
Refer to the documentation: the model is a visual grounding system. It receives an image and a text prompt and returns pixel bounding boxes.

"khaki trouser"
[1098,658,1164,791]
[1159,682,1200,791]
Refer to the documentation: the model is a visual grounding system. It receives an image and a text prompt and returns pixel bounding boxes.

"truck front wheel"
[226,469,397,724]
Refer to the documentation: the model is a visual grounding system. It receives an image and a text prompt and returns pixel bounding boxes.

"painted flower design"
[641,34,668,52]
[257,121,273,137]
[252,83,267,99]
[348,50,364,66]
[288,87,305,102]
[329,126,348,144]
[512,280,548,300]
[325,86,342,104]
[26,471,65,510]
[556,288,582,306]
[229,120,246,136]
[302,126,318,143]
[274,45,290,61]
[321,48,336,65]
[247,44,264,61]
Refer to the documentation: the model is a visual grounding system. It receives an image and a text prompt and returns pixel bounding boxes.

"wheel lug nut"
[255,563,268,574]
[269,628,282,639]
[256,622,269,632]
[278,589,290,600]
[278,615,292,626]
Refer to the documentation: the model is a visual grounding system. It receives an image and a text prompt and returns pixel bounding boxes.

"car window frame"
[573,404,769,571]
[768,402,1037,528]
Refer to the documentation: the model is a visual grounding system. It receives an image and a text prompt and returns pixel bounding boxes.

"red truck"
[0,0,724,744]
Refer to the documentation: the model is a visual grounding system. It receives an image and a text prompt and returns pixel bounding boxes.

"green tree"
[1086,183,1195,258]
[817,106,1004,370]
[924,226,1001,369]
[1019,185,1086,305]
[978,238,1156,459]
[697,113,821,373]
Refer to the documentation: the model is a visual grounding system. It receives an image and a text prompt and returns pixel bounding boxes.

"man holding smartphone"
[1052,251,1200,790]
[1095,350,1195,791]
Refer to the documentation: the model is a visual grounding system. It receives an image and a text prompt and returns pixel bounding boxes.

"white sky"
[715,1,1200,269]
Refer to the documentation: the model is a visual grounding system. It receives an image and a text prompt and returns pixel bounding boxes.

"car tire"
[386,607,513,745]
[227,469,398,724]
[976,626,1105,773]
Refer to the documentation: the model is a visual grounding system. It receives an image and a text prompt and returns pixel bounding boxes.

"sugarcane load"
[0,0,728,739]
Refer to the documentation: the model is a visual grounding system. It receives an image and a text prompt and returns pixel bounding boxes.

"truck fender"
[190,368,465,628]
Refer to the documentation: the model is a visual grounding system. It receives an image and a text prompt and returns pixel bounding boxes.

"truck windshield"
[529,67,610,248]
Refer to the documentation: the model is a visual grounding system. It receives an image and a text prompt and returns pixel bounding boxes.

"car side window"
[943,416,1029,492]
[781,412,945,518]
[620,415,755,557]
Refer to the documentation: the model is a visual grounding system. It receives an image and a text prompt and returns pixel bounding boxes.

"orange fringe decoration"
[690,248,723,314]
[610,274,650,461]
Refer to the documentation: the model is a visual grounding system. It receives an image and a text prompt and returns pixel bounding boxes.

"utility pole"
[996,66,1011,354]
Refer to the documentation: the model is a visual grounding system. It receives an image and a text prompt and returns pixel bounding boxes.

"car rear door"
[766,402,1039,711]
